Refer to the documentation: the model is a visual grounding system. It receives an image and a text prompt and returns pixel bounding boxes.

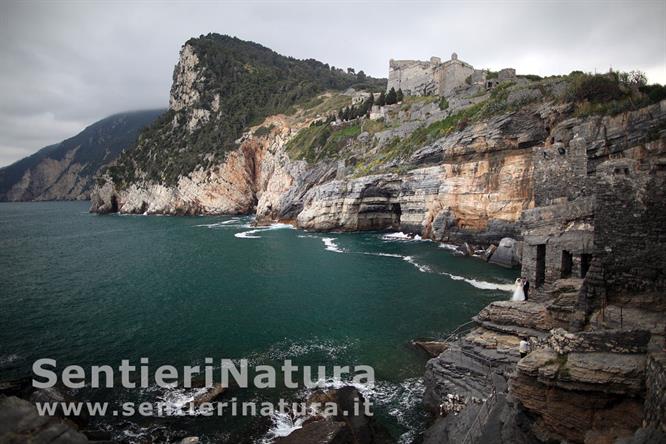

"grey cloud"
[0,0,664,167]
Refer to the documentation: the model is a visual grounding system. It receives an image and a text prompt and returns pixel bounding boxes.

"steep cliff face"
[0,110,163,201]
[90,34,665,251]
[83,35,666,443]
[420,99,666,443]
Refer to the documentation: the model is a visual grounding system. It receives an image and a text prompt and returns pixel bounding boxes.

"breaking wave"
[381,232,428,242]
[322,237,344,253]
[262,411,307,443]
[235,223,294,239]
[438,243,462,254]
[285,376,426,444]
[440,271,515,291]
[363,251,512,291]
[402,256,432,273]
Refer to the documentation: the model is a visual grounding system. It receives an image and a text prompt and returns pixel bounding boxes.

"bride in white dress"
[511,278,525,302]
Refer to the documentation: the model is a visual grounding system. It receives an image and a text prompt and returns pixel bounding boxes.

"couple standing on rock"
[511,277,530,302]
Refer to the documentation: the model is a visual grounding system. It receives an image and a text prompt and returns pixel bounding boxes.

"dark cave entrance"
[580,254,591,278]
[110,195,119,213]
[536,244,546,288]
[561,250,573,278]
[392,202,402,227]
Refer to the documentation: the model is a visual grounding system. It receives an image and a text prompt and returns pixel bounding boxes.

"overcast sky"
[1,0,664,167]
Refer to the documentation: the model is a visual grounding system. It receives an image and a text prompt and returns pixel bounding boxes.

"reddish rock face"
[509,372,643,443]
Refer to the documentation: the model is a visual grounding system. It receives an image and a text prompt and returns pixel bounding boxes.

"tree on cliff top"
[386,87,398,105]
[376,91,386,106]
[107,33,386,186]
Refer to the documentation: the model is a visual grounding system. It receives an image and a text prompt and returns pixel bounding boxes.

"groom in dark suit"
[522,278,530,301]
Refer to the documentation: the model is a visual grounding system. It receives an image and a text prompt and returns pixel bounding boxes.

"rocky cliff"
[91,35,665,250]
[0,110,163,202]
[87,35,666,442]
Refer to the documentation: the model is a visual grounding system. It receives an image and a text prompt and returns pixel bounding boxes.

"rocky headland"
[85,34,666,442]
[0,110,163,202]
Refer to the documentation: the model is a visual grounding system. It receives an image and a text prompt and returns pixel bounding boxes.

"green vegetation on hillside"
[0,110,163,199]
[567,70,666,117]
[107,34,386,187]
[286,122,362,163]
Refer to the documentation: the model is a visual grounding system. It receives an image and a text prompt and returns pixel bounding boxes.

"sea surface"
[0,201,517,443]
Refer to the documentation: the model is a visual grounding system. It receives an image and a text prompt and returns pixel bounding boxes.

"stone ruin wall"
[387,59,439,96]
[591,157,666,301]
[519,102,666,304]
[435,60,475,97]
[387,54,515,98]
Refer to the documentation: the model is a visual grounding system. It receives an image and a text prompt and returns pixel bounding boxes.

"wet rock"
[29,387,89,428]
[412,340,448,357]
[475,301,555,332]
[488,237,522,268]
[278,386,392,444]
[482,244,497,262]
[0,395,89,443]
[191,384,226,407]
[275,420,351,444]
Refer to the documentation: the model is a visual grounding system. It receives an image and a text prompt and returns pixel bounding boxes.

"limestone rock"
[412,340,448,357]
[489,237,522,268]
[475,301,555,332]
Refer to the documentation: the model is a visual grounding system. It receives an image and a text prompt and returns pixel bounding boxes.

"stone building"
[387,52,515,97]
[518,102,666,315]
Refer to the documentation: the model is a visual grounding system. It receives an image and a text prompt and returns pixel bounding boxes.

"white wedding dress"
[511,278,525,302]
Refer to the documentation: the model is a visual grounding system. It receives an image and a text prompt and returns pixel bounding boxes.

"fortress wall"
[437,61,475,96]
[387,59,438,96]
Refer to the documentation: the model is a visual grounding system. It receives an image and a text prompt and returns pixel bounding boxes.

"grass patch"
[253,124,275,138]
[286,122,361,163]
[401,95,439,106]
[361,118,387,134]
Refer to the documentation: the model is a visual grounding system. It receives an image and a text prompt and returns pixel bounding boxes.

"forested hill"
[106,33,386,186]
[0,109,163,201]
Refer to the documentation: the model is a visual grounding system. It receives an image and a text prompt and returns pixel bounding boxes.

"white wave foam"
[235,223,294,239]
[260,376,426,444]
[403,256,432,273]
[440,272,514,291]
[381,232,427,242]
[195,219,241,228]
[262,411,307,443]
[234,228,264,239]
[363,251,432,273]
[362,252,404,258]
[322,237,344,253]
[254,338,353,362]
[364,250,511,291]
[301,377,425,444]
[438,243,462,253]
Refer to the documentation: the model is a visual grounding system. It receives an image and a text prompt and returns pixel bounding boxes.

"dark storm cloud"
[1,0,664,167]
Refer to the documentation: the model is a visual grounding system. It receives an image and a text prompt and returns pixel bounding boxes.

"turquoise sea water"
[0,201,517,443]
